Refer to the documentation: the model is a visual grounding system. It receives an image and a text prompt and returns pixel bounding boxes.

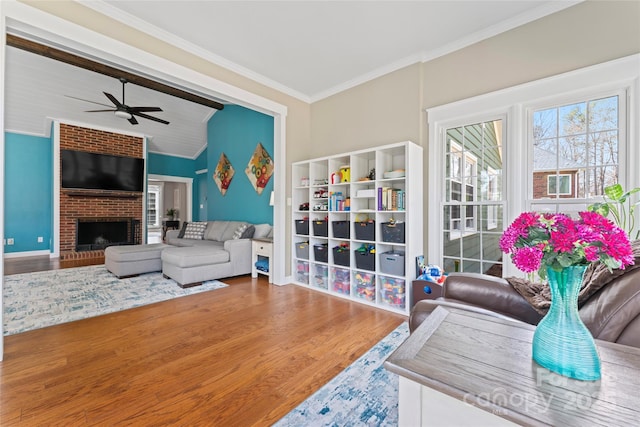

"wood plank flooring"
[0,259,406,426]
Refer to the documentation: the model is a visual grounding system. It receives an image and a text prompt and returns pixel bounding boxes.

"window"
[428,55,636,279]
[147,184,161,227]
[442,120,504,276]
[532,95,620,201]
[547,174,572,195]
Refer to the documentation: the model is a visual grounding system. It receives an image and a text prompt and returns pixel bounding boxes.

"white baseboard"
[3,250,53,259]
[280,275,294,286]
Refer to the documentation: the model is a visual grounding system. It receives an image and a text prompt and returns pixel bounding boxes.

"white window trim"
[427,54,639,277]
[547,174,572,196]
[486,166,499,230]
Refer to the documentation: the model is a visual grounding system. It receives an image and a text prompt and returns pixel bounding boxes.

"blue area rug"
[274,322,409,427]
[3,265,228,336]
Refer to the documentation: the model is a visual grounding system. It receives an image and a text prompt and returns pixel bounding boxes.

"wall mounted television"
[61,149,145,192]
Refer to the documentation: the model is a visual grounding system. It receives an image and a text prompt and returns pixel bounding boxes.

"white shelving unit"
[291,141,423,315]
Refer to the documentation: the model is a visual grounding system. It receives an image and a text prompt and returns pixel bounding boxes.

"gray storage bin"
[380,250,405,276]
[295,241,309,259]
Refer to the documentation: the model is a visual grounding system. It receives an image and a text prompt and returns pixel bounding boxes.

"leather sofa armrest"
[409,299,524,333]
[443,273,543,325]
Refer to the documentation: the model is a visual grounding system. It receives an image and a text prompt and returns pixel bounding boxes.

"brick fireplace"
[59,123,144,262]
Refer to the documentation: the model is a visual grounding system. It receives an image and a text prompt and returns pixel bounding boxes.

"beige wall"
[310,0,640,252]
[309,63,422,159]
[422,1,640,109]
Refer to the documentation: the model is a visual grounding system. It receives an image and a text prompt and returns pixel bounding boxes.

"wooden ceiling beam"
[6,34,224,111]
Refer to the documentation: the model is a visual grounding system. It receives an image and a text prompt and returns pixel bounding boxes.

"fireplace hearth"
[76,218,139,251]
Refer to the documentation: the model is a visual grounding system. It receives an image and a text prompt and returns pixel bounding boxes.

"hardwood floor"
[0,260,406,426]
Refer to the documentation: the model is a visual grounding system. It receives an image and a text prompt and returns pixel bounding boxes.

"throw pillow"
[183,221,207,240]
[177,222,189,238]
[240,225,255,239]
[232,223,249,239]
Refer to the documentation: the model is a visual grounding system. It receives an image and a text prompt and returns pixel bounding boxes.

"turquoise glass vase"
[532,265,601,381]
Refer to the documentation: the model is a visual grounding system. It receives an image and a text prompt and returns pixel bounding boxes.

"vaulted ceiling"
[4,1,579,159]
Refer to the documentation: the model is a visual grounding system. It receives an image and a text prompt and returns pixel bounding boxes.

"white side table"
[251,237,273,283]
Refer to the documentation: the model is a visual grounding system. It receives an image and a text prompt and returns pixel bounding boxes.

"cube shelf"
[291,141,423,315]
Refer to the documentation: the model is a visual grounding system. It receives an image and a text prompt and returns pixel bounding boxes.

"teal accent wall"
[194,150,208,221]
[196,173,208,221]
[195,149,207,171]
[146,152,199,219]
[147,152,195,177]
[4,132,53,253]
[207,105,274,224]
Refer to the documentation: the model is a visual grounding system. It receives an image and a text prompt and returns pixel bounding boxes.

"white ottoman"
[105,243,169,278]
[161,246,231,288]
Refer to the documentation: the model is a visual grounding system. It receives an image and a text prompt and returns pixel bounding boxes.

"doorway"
[147,175,192,243]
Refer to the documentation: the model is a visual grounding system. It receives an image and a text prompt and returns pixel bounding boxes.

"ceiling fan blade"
[129,106,163,112]
[103,92,123,108]
[128,115,139,125]
[65,95,113,108]
[85,109,116,112]
[132,111,170,125]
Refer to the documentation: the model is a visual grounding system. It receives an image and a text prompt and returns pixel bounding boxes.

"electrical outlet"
[7,238,14,245]
[37,236,44,243]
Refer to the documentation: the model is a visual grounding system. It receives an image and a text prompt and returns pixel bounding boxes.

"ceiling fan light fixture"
[114,110,132,120]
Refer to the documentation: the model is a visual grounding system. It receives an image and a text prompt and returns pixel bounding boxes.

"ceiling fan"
[68,77,170,125]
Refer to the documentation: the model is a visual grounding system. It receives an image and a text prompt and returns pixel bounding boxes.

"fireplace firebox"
[76,218,139,251]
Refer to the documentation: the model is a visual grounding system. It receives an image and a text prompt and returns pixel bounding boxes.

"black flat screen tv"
[61,149,145,192]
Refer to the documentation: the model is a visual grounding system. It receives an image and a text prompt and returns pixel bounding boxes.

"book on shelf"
[329,191,350,211]
[378,187,405,211]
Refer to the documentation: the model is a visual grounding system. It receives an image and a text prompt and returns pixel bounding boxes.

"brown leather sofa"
[409,270,640,348]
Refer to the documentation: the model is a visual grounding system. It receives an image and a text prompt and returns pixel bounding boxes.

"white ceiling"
[93,0,578,101]
[4,1,579,159]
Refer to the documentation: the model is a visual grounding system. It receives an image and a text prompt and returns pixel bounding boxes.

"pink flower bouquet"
[500,211,634,278]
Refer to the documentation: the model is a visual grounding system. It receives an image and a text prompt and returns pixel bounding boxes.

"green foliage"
[588,183,640,240]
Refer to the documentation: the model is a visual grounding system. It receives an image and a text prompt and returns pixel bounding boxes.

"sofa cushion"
[162,246,229,268]
[105,243,168,262]
[183,222,207,240]
[204,221,227,241]
[253,223,272,239]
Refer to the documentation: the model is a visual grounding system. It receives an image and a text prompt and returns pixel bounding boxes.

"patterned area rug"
[3,265,228,336]
[274,322,409,427]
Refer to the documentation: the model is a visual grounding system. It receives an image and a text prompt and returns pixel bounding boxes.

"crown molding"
[83,0,312,103]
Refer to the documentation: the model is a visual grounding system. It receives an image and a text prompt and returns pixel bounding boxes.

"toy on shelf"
[417,263,446,285]
[379,276,405,309]
[332,267,350,295]
[354,271,375,302]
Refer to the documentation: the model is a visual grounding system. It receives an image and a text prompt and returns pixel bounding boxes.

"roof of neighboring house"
[533,146,583,172]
